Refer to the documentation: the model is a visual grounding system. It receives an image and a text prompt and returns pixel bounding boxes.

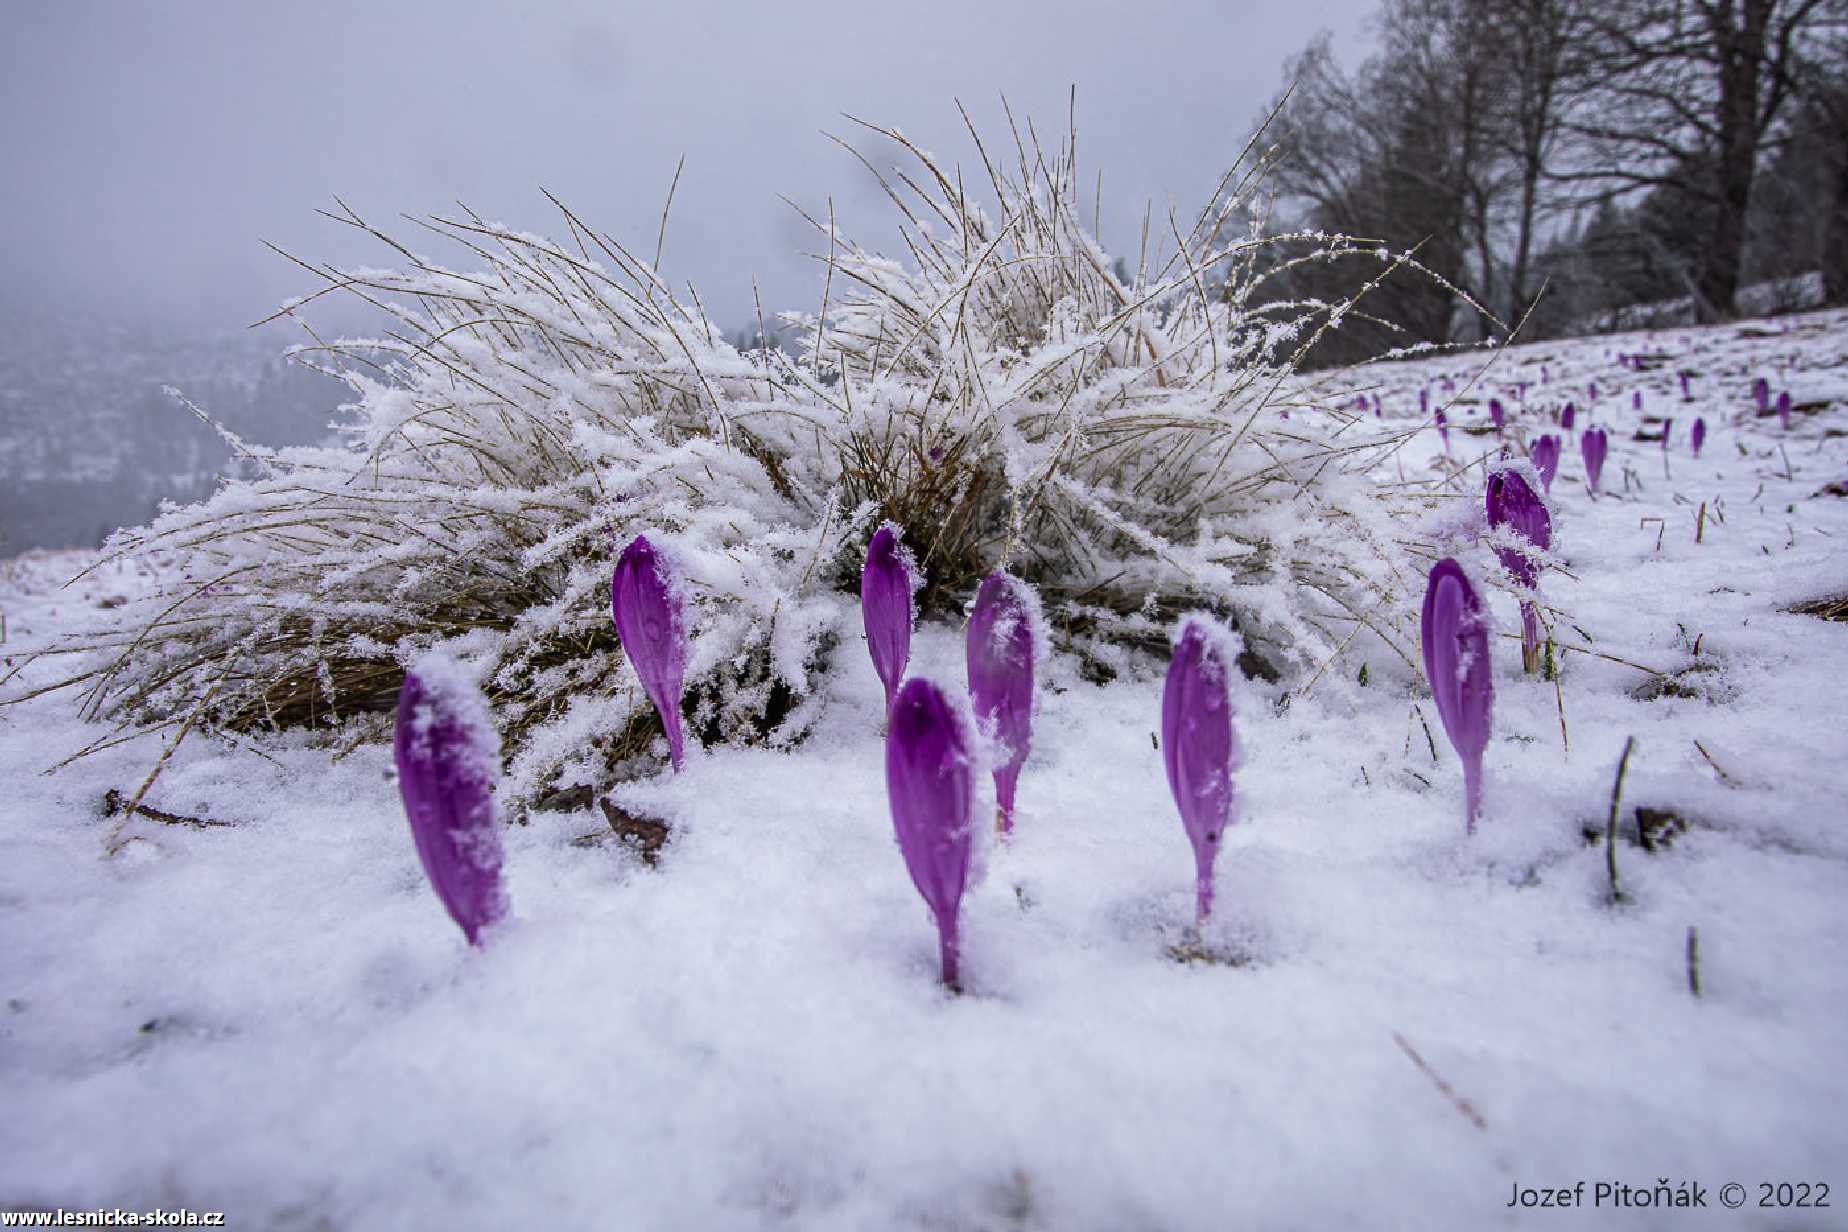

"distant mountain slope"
[0,308,346,550]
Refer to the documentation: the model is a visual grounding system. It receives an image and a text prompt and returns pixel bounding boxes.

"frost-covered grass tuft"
[6,110,1478,807]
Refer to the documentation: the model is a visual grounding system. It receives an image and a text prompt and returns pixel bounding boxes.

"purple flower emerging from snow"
[861,525,915,711]
[1588,380,1598,400]
[1753,377,1770,414]
[1489,398,1506,431]
[1561,402,1576,431]
[394,653,508,946]
[1582,428,1609,495]
[1486,468,1552,671]
[966,572,1039,834]
[1777,390,1792,430]
[612,534,688,772]
[1691,418,1706,455]
[1162,615,1241,925]
[1421,560,1494,834]
[886,677,977,990]
[1530,435,1561,494]
[1680,372,1691,400]
[1632,391,1643,411]
[1434,407,1450,453]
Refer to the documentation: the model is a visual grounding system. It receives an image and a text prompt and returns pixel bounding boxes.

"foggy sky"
[1,0,1375,336]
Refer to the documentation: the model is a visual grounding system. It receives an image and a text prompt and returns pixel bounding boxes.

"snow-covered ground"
[3,310,1846,1229]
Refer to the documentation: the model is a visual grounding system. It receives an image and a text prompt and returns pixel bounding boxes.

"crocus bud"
[1420,560,1494,834]
[612,535,688,771]
[1777,391,1791,430]
[1434,408,1450,453]
[1680,372,1691,400]
[1486,467,1552,672]
[886,677,977,990]
[966,572,1039,834]
[862,525,916,711]
[1691,418,1706,455]
[1582,428,1609,495]
[1633,391,1643,411]
[1162,615,1241,925]
[1530,435,1561,494]
[1753,377,1769,414]
[394,653,508,945]
[1561,402,1576,431]
[1489,398,1505,431]
[1589,381,1598,400]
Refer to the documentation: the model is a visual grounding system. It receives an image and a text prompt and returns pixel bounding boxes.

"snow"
[3,309,1848,1228]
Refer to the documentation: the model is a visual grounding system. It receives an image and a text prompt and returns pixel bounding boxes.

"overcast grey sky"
[1,0,1376,334]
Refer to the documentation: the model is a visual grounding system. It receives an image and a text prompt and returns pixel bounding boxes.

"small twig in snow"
[1392,1032,1487,1131]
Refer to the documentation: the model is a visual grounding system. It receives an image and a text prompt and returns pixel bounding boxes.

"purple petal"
[1162,616,1241,924]
[1581,428,1608,494]
[1561,402,1576,431]
[612,534,688,771]
[862,525,916,710]
[965,572,1038,834]
[886,677,977,989]
[1420,560,1494,833]
[394,654,508,945]
[1691,418,1706,455]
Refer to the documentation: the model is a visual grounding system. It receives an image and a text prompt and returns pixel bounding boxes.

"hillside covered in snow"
[2,306,1844,1229]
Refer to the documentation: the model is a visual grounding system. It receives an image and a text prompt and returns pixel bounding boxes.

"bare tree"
[1561,0,1841,320]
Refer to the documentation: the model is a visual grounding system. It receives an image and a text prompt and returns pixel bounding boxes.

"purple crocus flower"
[1420,560,1494,834]
[1582,427,1609,495]
[1561,402,1576,431]
[612,535,688,772]
[1434,407,1450,453]
[394,653,508,946]
[1489,398,1506,431]
[1530,435,1561,494]
[1777,390,1792,430]
[886,677,977,990]
[1588,380,1598,400]
[1632,391,1643,411]
[1691,418,1706,455]
[966,572,1039,834]
[1162,615,1241,925]
[1373,394,1382,418]
[1679,372,1691,400]
[1753,377,1770,414]
[1486,468,1552,671]
[861,525,916,711]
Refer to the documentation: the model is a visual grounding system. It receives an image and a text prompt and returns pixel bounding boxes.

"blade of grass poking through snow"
[394,653,508,946]
[861,524,917,712]
[965,572,1042,835]
[885,678,977,991]
[1486,467,1552,673]
[1163,615,1241,926]
[1420,560,1493,835]
[612,535,688,772]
